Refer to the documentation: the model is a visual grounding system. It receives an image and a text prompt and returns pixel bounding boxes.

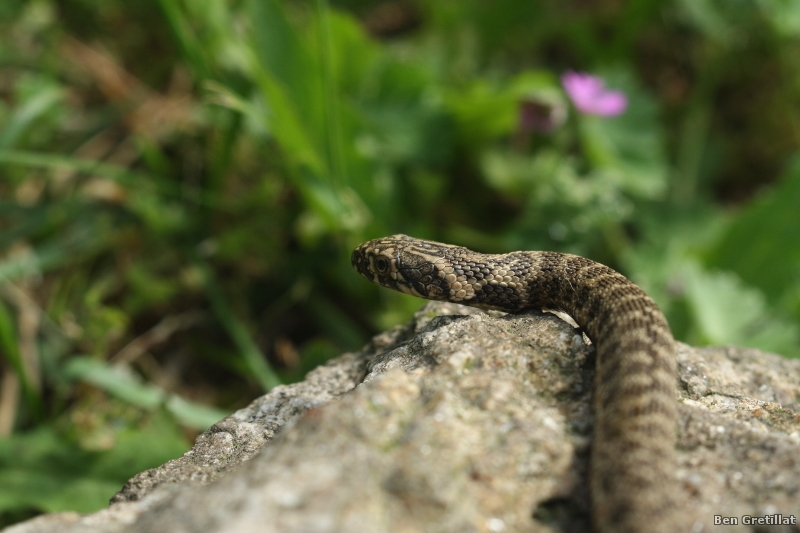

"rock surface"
[4,302,800,533]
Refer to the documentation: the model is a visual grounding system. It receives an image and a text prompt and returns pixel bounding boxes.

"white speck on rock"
[448,349,474,369]
[486,517,506,532]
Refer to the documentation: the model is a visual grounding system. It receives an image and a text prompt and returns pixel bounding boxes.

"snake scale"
[351,235,682,533]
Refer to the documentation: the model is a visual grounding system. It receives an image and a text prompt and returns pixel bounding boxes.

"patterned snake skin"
[351,235,682,533]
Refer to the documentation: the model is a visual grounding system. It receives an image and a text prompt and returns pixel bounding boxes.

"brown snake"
[351,234,682,533]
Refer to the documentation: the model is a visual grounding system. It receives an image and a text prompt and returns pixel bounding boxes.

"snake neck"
[441,249,683,533]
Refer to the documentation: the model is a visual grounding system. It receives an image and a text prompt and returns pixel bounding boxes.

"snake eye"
[375,257,389,273]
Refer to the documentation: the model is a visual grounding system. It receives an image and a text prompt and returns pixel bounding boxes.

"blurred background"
[1,0,799,526]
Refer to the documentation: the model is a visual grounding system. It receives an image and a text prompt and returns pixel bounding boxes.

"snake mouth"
[351,250,370,280]
[350,249,362,269]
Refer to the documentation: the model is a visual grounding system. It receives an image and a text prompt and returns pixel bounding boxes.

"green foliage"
[682,263,798,354]
[1,0,800,526]
[0,413,188,521]
[707,158,800,315]
[64,357,229,428]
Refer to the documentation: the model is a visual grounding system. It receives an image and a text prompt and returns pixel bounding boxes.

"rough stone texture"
[4,302,800,533]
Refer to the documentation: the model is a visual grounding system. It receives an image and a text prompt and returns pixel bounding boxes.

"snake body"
[351,235,681,533]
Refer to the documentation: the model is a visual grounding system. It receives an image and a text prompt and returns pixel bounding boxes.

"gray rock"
[4,302,800,533]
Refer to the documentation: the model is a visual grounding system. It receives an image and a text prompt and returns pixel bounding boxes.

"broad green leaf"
[706,157,800,314]
[0,468,122,514]
[682,262,799,356]
[0,417,187,515]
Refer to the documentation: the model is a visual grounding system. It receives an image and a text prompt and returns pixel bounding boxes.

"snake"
[351,234,682,533]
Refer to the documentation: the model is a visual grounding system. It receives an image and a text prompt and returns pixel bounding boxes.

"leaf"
[195,258,282,391]
[156,0,213,79]
[0,227,102,282]
[0,86,63,150]
[446,80,518,149]
[63,357,231,428]
[164,395,229,430]
[0,467,122,514]
[577,69,667,199]
[706,156,800,314]
[0,298,43,414]
[682,262,799,356]
[63,357,164,409]
[0,150,163,196]
[0,417,187,515]
[756,0,800,37]
[0,151,216,207]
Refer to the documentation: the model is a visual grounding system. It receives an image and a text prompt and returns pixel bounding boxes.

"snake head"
[351,234,454,300]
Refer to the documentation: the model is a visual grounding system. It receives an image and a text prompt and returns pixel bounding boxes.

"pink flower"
[561,71,627,117]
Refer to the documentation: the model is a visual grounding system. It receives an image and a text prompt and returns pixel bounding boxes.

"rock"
[4,302,800,533]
